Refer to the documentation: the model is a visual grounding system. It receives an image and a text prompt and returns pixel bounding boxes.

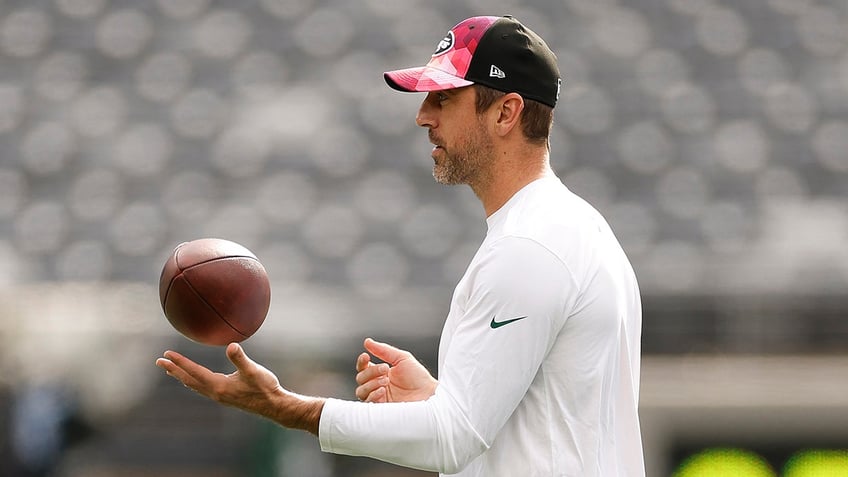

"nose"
[415,94,437,129]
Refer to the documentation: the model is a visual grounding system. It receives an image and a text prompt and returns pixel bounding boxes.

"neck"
[470,142,554,217]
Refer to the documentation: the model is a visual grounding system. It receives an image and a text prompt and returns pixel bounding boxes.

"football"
[158,238,271,346]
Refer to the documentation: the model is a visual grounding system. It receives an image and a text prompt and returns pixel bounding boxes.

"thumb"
[364,338,410,366]
[226,342,253,370]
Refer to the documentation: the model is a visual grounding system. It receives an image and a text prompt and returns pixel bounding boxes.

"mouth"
[430,144,444,161]
[429,132,444,151]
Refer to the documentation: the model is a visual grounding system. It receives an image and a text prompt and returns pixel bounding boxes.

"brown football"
[159,238,271,346]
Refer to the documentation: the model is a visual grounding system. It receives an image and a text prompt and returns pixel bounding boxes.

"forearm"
[261,387,326,435]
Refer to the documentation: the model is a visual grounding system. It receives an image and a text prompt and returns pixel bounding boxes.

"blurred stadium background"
[0,0,847,475]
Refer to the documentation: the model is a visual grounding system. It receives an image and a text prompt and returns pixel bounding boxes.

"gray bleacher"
[0,0,847,475]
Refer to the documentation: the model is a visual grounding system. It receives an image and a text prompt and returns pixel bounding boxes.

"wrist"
[266,387,326,435]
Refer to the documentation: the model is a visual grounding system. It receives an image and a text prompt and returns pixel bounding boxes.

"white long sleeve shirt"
[319,176,645,476]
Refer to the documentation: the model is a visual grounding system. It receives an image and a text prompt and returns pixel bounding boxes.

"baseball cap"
[384,15,562,108]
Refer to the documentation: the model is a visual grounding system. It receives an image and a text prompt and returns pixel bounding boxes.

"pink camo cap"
[384,16,561,107]
[384,16,498,92]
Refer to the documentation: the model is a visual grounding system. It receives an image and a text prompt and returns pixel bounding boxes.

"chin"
[433,169,465,186]
[432,168,451,185]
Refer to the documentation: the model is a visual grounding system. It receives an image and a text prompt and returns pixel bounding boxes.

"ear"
[493,93,525,138]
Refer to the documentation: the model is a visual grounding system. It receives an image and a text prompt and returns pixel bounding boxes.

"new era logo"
[489,65,506,79]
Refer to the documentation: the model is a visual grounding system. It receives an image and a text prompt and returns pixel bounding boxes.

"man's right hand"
[355,338,438,403]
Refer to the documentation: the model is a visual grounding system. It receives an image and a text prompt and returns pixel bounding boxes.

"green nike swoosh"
[490,315,528,329]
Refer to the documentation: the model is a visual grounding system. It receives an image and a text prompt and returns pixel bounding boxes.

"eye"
[436,92,449,103]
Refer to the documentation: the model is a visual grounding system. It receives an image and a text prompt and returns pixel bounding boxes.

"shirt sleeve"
[318,236,577,473]
[319,388,489,473]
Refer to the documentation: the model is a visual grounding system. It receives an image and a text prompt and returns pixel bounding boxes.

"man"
[157,15,645,476]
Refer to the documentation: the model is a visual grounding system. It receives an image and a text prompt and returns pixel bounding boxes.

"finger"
[160,350,217,387]
[226,342,254,372]
[355,362,389,386]
[156,357,204,390]
[355,375,389,401]
[161,350,205,375]
[356,352,372,373]
[364,338,410,366]
[365,386,388,403]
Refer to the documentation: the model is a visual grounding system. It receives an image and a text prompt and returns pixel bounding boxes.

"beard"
[431,120,494,186]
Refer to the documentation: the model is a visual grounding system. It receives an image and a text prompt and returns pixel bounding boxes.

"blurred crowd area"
[0,0,846,298]
[0,0,847,476]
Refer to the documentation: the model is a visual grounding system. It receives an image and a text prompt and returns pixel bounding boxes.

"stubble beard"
[431,121,494,187]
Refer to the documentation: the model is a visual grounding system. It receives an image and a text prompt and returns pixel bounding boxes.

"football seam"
[176,275,250,339]
[175,254,258,271]
[163,255,260,307]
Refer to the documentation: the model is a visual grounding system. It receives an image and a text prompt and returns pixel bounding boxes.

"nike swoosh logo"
[490,316,528,329]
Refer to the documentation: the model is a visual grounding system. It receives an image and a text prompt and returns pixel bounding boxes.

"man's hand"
[156,343,324,434]
[355,338,438,403]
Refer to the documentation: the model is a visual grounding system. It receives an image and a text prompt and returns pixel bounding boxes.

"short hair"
[473,84,554,145]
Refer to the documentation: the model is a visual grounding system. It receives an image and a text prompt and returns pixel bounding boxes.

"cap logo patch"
[433,30,454,57]
[489,65,506,79]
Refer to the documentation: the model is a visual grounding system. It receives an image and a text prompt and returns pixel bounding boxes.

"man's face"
[416,86,494,186]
